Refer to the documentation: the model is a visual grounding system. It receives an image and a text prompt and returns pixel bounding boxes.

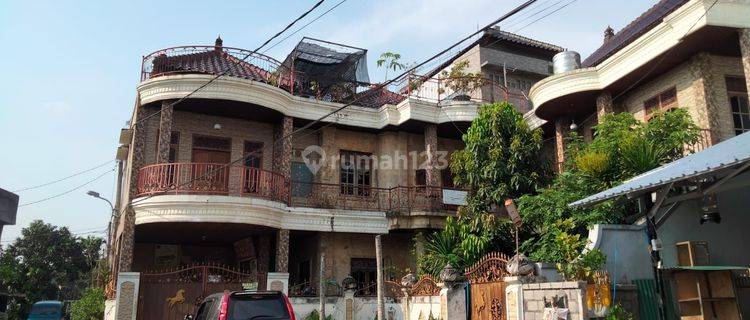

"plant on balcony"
[517,109,699,263]
[377,51,406,82]
[418,102,544,276]
[438,60,485,101]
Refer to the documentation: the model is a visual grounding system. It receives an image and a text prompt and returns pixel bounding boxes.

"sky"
[0,0,658,246]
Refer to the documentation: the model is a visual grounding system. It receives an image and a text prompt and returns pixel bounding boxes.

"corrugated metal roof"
[569,132,750,207]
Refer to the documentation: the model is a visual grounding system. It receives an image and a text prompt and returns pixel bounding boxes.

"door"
[192,136,231,193]
[291,162,314,197]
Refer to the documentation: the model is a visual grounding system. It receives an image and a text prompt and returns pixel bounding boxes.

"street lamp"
[86,190,116,258]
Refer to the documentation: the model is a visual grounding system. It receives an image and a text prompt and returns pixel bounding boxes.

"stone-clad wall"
[520,281,587,319]
[620,53,743,143]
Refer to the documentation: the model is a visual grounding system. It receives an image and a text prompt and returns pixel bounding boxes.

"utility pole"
[376,235,385,320]
[319,251,326,320]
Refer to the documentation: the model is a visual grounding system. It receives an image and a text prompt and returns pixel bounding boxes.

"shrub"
[70,287,105,320]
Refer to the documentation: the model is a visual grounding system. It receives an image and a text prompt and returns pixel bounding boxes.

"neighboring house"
[0,188,19,244]
[109,37,486,318]
[529,0,750,172]
[408,27,563,113]
[572,132,750,318]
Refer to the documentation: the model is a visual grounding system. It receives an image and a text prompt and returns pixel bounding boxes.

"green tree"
[518,109,699,263]
[70,287,105,320]
[418,102,545,275]
[0,220,104,319]
[376,51,405,82]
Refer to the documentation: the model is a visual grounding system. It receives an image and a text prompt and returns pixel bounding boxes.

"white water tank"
[553,51,581,74]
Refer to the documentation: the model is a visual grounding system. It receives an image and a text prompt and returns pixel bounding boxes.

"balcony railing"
[137,163,289,203]
[400,74,532,111]
[136,163,464,213]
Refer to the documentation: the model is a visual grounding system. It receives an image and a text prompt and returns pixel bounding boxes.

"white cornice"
[132,195,389,234]
[137,75,479,129]
[529,0,750,118]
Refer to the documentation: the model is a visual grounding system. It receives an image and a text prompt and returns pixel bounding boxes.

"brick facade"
[741,29,750,95]
[595,91,613,123]
[276,229,290,273]
[156,100,173,164]
[554,116,570,170]
[423,124,441,187]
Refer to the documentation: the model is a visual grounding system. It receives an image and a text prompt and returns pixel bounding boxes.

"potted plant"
[438,60,485,101]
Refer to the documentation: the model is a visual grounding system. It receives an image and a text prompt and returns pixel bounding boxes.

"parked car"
[185,291,296,320]
[27,301,67,320]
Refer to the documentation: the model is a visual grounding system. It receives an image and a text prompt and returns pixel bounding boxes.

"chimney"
[215,35,223,51]
[603,26,615,44]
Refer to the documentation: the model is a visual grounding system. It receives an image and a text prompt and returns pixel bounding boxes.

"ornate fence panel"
[466,252,510,320]
[410,276,441,296]
[137,264,264,320]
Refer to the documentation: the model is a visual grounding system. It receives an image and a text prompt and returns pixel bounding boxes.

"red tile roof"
[150,49,273,81]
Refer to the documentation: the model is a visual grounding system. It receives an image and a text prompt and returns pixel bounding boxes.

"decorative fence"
[400,74,532,111]
[137,163,466,213]
[465,252,511,320]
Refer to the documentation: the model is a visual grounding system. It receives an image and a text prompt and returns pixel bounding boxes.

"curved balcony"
[135,162,465,213]
[137,163,289,203]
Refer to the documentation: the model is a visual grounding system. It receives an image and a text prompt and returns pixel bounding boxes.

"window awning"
[569,132,750,207]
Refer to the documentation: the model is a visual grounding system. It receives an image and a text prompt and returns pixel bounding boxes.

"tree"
[517,109,699,263]
[418,102,545,275]
[0,220,104,319]
[376,51,405,82]
[70,287,105,320]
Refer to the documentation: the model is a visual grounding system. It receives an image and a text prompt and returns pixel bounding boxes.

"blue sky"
[0,0,657,245]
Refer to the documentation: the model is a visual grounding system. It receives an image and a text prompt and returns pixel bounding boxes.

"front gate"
[466,252,510,320]
[137,264,264,320]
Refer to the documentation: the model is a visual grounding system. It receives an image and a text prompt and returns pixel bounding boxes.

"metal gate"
[137,264,264,320]
[466,252,510,320]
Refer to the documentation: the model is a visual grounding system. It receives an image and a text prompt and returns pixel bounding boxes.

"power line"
[132,0,327,127]
[611,0,719,102]
[18,167,115,207]
[262,0,349,55]
[124,0,542,213]
[12,159,115,193]
[515,0,579,32]
[13,0,333,202]
[501,0,562,30]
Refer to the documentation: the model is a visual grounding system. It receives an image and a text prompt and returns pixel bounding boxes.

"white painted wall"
[586,224,654,283]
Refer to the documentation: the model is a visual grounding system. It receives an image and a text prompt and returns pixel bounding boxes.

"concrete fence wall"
[290,294,440,320]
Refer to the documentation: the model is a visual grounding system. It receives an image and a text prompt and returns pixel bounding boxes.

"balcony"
[401,74,532,112]
[136,162,463,214]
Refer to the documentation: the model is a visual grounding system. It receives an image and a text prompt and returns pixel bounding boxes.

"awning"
[569,132,750,207]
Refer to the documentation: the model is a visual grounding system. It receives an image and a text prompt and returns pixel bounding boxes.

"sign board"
[442,189,468,206]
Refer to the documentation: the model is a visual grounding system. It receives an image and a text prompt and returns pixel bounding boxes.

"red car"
[185,291,296,320]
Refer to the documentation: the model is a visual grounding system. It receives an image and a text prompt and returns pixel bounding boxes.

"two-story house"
[108,33,561,319]
[529,0,750,171]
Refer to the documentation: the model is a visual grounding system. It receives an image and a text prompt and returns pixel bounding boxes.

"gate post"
[504,276,525,320]
[114,272,140,320]
[440,282,468,320]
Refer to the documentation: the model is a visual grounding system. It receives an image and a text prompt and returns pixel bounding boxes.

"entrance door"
[291,162,313,197]
[191,136,231,193]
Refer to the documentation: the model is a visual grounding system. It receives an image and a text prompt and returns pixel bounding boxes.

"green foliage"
[376,51,405,81]
[70,287,105,320]
[419,102,544,275]
[438,60,486,96]
[0,220,104,319]
[605,304,636,320]
[304,309,333,320]
[518,110,699,263]
[557,249,606,282]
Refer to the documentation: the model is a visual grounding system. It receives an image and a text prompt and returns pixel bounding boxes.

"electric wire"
[18,167,116,207]
[11,160,115,193]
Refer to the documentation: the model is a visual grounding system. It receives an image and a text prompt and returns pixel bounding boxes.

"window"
[441,169,454,188]
[644,87,677,120]
[340,151,372,196]
[244,141,264,168]
[351,258,377,295]
[726,77,750,135]
[415,169,426,186]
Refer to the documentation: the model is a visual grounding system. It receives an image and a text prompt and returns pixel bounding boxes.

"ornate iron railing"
[400,74,532,110]
[137,163,465,213]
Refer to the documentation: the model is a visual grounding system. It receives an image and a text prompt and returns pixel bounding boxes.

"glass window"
[726,77,750,135]
[644,87,677,120]
[340,151,372,196]
[244,141,263,168]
